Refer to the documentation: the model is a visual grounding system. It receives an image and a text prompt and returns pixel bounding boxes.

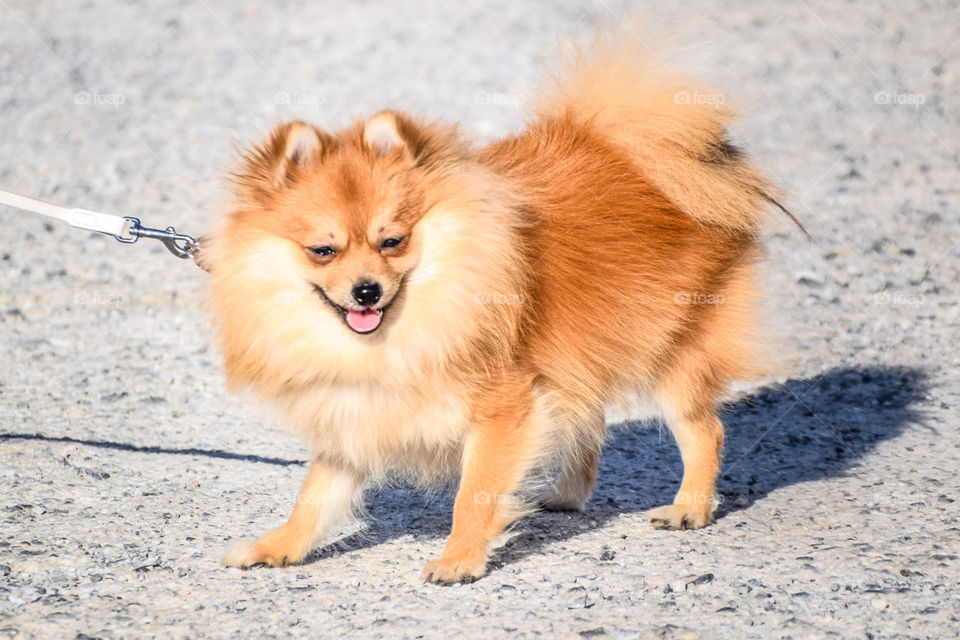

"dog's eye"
[308,245,336,257]
[380,237,403,250]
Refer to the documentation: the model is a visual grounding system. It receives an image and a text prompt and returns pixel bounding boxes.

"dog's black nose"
[351,281,382,307]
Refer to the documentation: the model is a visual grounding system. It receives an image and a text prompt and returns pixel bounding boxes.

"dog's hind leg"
[540,408,604,511]
[648,357,726,530]
[541,446,600,511]
[647,409,723,529]
[648,261,761,530]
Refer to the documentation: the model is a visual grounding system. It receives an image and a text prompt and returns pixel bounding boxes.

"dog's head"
[235,113,440,335]
[206,111,527,389]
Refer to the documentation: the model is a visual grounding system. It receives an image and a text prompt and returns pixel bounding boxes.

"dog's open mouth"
[312,284,384,334]
[345,308,382,333]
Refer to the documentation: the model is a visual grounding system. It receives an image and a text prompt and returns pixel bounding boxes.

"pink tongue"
[346,309,382,333]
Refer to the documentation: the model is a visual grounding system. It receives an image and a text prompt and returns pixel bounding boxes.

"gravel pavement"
[1,1,958,638]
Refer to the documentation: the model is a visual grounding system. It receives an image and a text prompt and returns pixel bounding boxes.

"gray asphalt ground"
[1,1,958,638]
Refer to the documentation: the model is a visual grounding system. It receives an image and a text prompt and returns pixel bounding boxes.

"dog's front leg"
[422,375,537,583]
[223,459,363,568]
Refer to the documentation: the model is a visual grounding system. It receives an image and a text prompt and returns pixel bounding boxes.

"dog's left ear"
[363,111,410,158]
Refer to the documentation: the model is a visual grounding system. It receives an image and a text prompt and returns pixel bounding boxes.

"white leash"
[0,188,200,260]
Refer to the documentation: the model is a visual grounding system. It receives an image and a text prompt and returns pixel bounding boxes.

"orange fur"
[207,30,792,582]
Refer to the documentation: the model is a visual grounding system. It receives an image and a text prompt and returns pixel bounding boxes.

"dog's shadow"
[305,365,928,570]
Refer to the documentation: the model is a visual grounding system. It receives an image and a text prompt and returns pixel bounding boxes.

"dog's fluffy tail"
[536,26,800,234]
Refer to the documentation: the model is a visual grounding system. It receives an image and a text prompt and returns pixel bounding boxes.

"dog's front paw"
[223,540,296,569]
[422,553,488,584]
[648,503,714,530]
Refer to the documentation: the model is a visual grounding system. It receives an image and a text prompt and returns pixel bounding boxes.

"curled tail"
[535,26,803,235]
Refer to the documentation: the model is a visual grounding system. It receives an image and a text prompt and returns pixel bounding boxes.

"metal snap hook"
[120,217,199,259]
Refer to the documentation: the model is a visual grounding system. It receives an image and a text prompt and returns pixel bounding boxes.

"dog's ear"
[271,122,324,186]
[281,123,323,172]
[233,121,328,201]
[363,111,410,158]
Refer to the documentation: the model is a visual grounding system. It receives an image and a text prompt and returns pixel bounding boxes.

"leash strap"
[0,189,131,238]
[0,188,200,260]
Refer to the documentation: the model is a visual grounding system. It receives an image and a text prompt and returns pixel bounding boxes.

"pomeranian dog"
[205,30,798,583]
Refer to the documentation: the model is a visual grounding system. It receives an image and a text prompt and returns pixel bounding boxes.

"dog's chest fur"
[278,376,474,479]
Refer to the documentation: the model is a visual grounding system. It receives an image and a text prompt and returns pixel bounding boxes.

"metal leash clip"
[0,188,205,267]
[118,217,199,259]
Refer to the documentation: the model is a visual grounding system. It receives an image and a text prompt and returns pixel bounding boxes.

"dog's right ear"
[233,121,329,202]
[279,123,322,174]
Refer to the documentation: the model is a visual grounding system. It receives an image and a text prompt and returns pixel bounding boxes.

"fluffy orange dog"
[206,33,794,583]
